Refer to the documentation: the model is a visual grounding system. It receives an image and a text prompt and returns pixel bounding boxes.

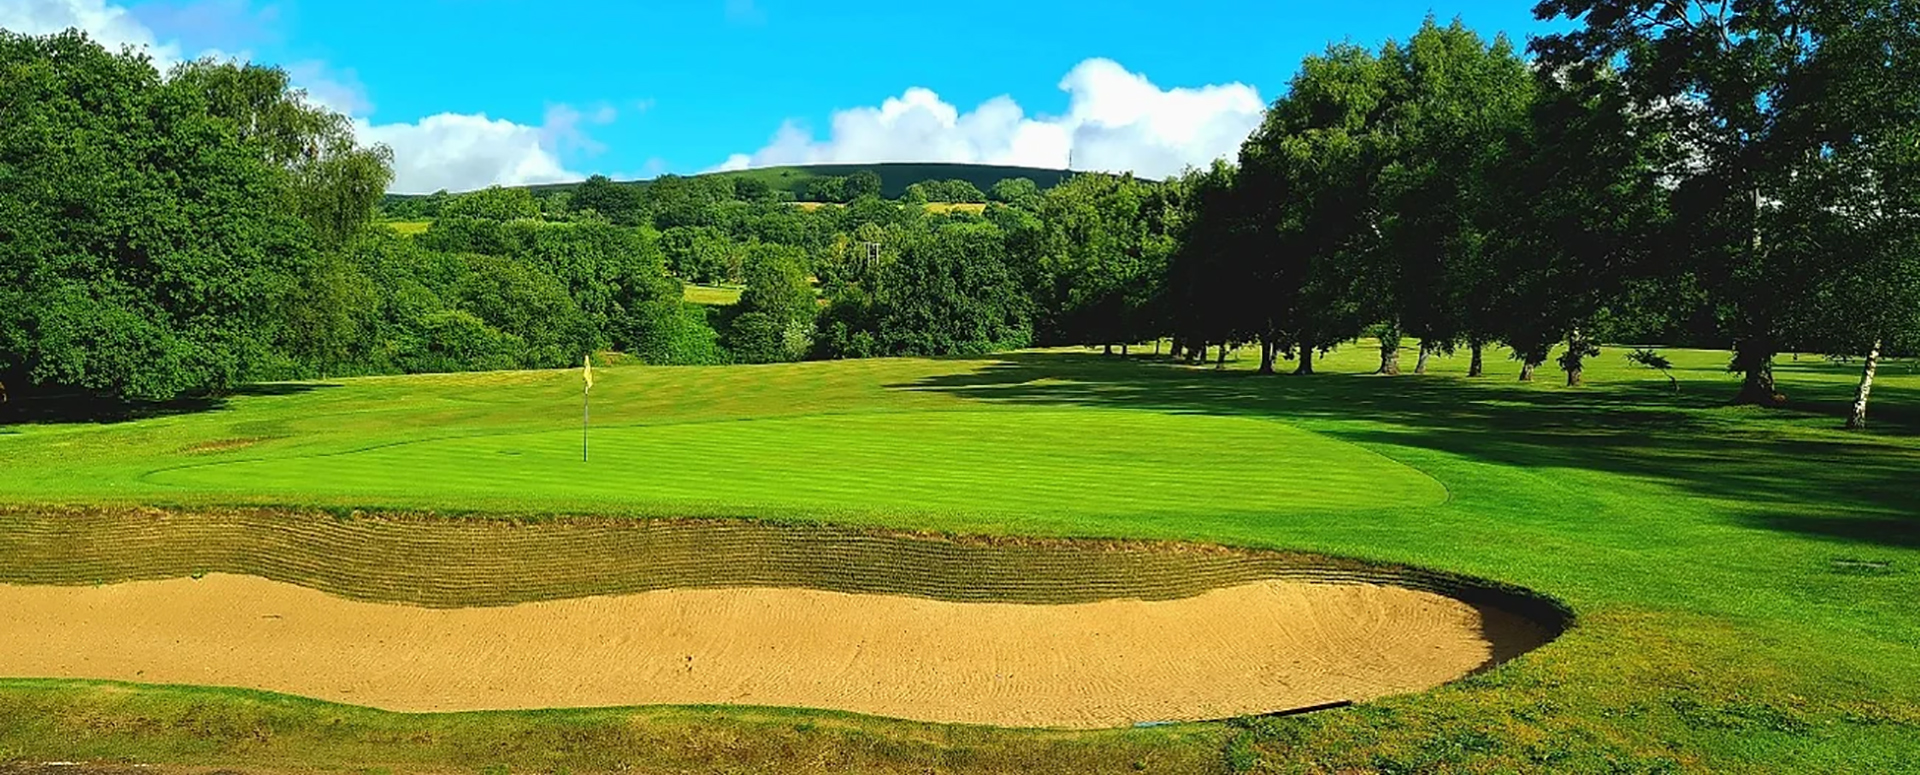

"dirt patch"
[0,574,1545,728]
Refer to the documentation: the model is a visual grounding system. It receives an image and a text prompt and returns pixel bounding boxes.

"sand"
[0,574,1543,728]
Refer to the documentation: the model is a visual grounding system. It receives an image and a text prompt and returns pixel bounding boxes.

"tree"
[1164,161,1256,363]
[989,178,1044,211]
[875,221,1031,355]
[0,30,322,403]
[1533,0,1919,404]
[908,179,988,203]
[1486,66,1677,386]
[1371,19,1536,376]
[728,243,815,362]
[1238,43,1393,375]
[1788,129,1920,428]
[732,176,776,203]
[169,59,393,250]
[452,252,595,368]
[572,174,641,224]
[620,300,728,365]
[845,170,883,200]
[1036,173,1171,352]
[441,186,540,222]
[802,176,847,204]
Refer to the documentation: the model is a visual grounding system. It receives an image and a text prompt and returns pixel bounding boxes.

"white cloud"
[4,0,608,194]
[710,58,1267,179]
[0,0,184,67]
[357,113,582,194]
[285,59,371,115]
[361,102,627,194]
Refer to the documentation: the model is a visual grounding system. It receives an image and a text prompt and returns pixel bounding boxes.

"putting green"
[146,409,1446,518]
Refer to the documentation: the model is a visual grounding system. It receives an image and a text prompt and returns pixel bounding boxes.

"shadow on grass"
[0,382,339,426]
[892,352,1920,550]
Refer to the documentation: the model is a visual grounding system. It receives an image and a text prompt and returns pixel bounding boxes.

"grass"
[792,200,989,214]
[379,220,431,236]
[681,282,744,306]
[1,343,1917,772]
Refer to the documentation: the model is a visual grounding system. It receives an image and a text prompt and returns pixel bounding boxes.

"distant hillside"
[403,162,1074,200]
[689,163,1073,199]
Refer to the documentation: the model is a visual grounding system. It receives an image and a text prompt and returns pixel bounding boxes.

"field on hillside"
[682,282,744,306]
[378,219,431,236]
[0,344,1916,772]
[791,200,989,214]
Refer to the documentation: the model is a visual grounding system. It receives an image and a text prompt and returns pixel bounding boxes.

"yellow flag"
[583,354,594,392]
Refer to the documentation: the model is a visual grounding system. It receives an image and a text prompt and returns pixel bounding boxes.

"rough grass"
[791,201,989,214]
[378,220,431,236]
[1,343,1917,772]
[0,508,1565,621]
[681,282,744,306]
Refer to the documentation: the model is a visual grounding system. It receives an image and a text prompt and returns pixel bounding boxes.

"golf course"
[5,1,1920,770]
[1,345,1915,772]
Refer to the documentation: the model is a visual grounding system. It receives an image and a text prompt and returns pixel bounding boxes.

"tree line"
[3,1,1915,428]
[1161,5,1917,428]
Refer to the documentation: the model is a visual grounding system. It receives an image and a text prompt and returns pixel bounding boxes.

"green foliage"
[989,177,1043,210]
[440,186,541,222]
[1627,347,1679,392]
[451,253,595,368]
[1533,0,1920,401]
[660,226,739,284]
[873,221,1032,355]
[728,243,815,362]
[1035,173,1178,348]
[721,311,788,365]
[0,30,319,402]
[569,174,642,224]
[904,179,987,204]
[619,300,728,365]
[408,309,524,372]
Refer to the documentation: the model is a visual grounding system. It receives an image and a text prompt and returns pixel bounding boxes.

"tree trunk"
[1258,339,1276,375]
[1216,343,1227,367]
[1414,341,1434,375]
[1467,343,1485,378]
[1732,341,1780,405]
[1121,343,1129,356]
[1154,339,1161,356]
[1731,187,1782,406]
[1104,343,1113,356]
[1376,340,1401,376]
[1295,345,1315,375]
[1564,329,1586,387]
[1518,361,1536,382]
[1848,339,1881,430]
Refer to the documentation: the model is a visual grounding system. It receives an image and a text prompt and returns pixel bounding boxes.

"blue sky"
[4,0,1569,192]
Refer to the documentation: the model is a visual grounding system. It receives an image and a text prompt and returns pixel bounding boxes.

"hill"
[396,162,1074,200]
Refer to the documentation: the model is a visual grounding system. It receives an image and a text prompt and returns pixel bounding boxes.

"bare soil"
[0,574,1546,728]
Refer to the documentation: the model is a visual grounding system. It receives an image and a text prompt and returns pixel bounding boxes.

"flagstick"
[583,382,590,463]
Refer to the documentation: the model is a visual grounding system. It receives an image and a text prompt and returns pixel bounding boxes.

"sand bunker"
[0,573,1544,728]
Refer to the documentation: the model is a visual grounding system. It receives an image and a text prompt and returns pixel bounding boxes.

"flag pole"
[582,353,592,463]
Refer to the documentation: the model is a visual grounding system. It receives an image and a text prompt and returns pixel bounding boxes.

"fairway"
[144,409,1446,518]
[0,347,1916,772]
